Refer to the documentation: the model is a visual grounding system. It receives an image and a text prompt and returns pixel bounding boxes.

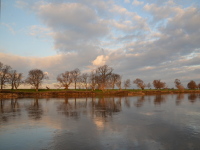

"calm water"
[0,94,200,150]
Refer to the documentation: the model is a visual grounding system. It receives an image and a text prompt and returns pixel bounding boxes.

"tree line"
[0,61,200,91]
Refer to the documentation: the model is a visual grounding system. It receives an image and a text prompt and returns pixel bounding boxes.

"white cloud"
[132,0,144,6]
[92,55,109,66]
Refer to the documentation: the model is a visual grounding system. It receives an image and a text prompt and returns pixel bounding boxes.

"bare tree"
[0,62,2,69]
[25,69,48,91]
[115,75,122,90]
[57,71,73,90]
[187,80,197,89]
[174,79,181,87]
[109,73,121,89]
[0,62,3,89]
[71,68,81,89]
[116,77,122,90]
[95,74,102,90]
[153,80,166,89]
[95,65,113,90]
[79,73,89,89]
[9,70,23,90]
[133,78,146,90]
[147,83,151,89]
[9,70,17,90]
[0,63,12,90]
[124,79,131,89]
[88,70,98,91]
[197,83,200,90]
[174,79,184,90]
[14,73,23,90]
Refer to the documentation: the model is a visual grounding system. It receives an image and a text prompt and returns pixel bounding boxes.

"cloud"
[92,55,109,66]
[35,2,109,52]
[124,0,130,3]
[143,3,182,21]
[101,4,200,86]
[16,0,28,8]
[28,25,53,39]
[132,0,144,6]
[29,25,51,36]
[0,51,97,78]
[1,23,16,34]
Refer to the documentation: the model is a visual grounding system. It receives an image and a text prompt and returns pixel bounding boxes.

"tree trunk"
[91,86,95,91]
[36,86,38,92]
[14,84,18,90]
[11,82,14,90]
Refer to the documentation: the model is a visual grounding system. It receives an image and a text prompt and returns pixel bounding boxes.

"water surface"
[0,94,200,150]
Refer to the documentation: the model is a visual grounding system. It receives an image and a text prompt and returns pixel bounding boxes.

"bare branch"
[25,69,48,91]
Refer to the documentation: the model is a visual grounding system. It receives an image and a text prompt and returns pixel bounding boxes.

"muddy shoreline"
[0,90,200,99]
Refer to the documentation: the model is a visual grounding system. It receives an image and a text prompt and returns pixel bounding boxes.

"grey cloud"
[144,3,178,21]
[143,0,198,7]
[124,6,200,65]
[102,5,200,87]
[107,50,200,87]
[36,2,109,52]
[163,7,200,34]
[33,0,151,57]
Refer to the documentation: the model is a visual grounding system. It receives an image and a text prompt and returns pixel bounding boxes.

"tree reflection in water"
[92,97,121,118]
[176,94,184,105]
[154,95,167,105]
[1,94,200,150]
[57,97,122,119]
[26,98,43,120]
[1,94,200,125]
[0,98,21,123]
[188,94,198,103]
[134,96,145,107]
[133,95,168,107]
[124,97,130,108]
[0,99,4,114]
[57,97,81,119]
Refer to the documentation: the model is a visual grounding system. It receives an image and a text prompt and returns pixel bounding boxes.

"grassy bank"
[0,89,200,99]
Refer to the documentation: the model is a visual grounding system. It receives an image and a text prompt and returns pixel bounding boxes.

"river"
[0,94,200,150]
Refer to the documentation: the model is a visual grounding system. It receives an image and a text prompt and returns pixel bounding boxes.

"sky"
[0,0,200,89]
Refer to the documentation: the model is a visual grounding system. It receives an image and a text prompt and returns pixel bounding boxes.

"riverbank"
[0,89,200,99]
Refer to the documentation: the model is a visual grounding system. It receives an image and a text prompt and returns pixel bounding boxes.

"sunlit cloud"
[132,0,144,6]
[92,55,109,66]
